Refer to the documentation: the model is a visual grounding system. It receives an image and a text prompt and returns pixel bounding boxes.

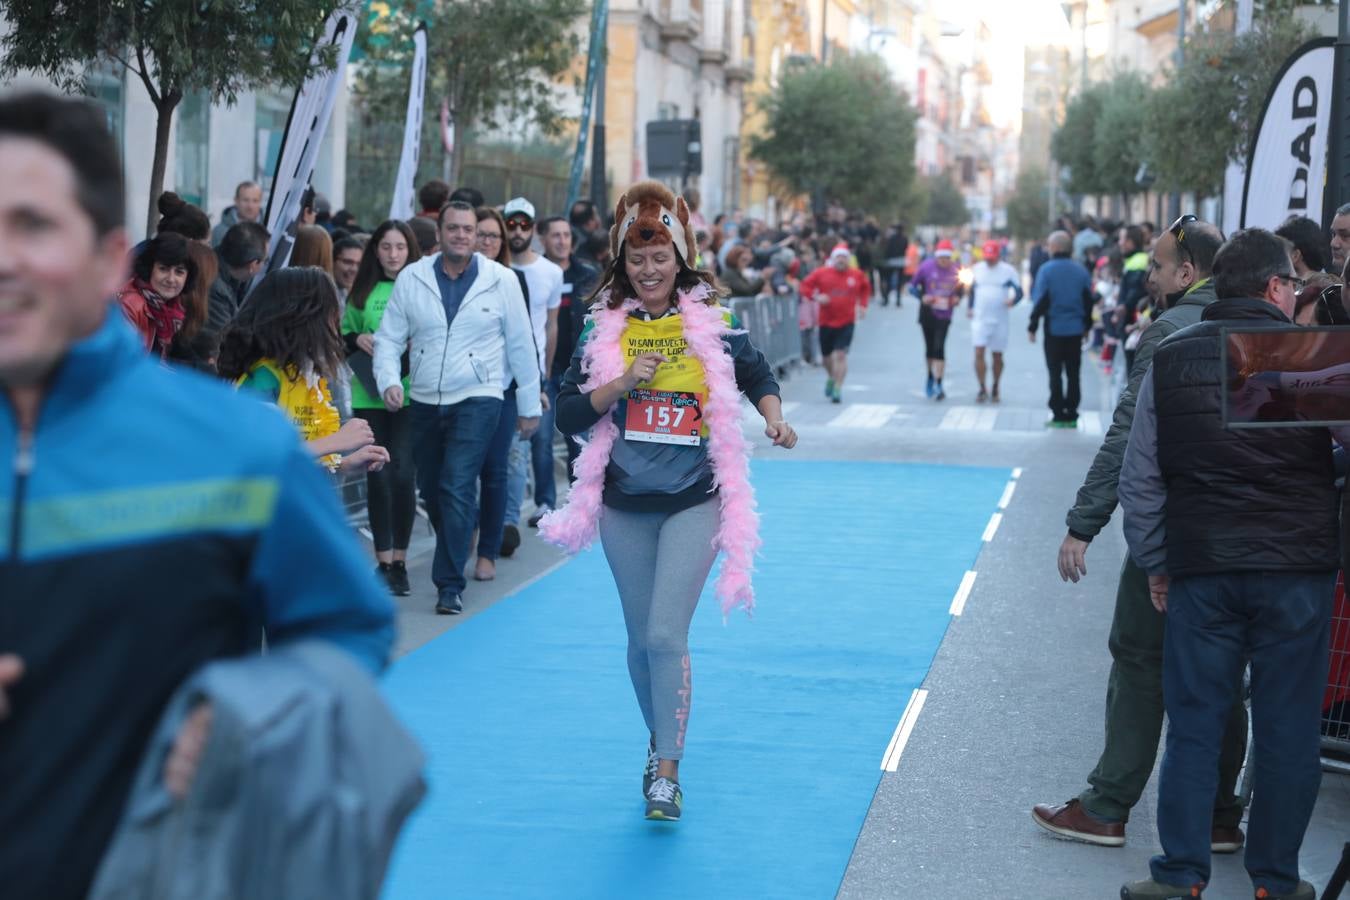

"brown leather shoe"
[1211,824,1244,854]
[1031,799,1126,847]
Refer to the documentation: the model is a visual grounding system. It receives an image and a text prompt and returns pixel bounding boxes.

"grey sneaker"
[1120,880,1204,899]
[642,743,659,798]
[644,776,682,821]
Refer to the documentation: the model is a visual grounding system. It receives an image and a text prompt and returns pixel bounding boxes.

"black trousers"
[355,406,417,552]
[1043,334,1082,422]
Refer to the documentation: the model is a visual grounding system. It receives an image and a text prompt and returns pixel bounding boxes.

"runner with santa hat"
[798,243,871,404]
[909,239,964,400]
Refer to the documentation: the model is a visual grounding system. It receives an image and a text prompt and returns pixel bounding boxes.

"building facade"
[602,0,749,218]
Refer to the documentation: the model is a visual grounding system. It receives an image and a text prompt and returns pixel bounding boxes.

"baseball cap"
[983,240,1001,260]
[502,197,536,222]
[934,239,954,256]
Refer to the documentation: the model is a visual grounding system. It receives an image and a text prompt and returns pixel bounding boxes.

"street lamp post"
[1169,0,1186,222]
[591,35,607,212]
[820,0,829,61]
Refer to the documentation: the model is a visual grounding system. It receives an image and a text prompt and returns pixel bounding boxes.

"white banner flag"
[259,2,361,279]
[1241,38,1335,231]
[389,24,428,220]
[440,97,456,182]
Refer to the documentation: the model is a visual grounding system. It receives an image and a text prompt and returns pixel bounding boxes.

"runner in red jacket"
[799,243,870,403]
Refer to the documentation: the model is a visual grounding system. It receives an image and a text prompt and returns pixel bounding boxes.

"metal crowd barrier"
[727,292,800,372]
[339,294,802,528]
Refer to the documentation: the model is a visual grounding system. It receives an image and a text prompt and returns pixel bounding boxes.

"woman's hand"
[621,352,667,391]
[333,417,374,453]
[356,333,376,356]
[764,419,798,449]
[339,444,390,475]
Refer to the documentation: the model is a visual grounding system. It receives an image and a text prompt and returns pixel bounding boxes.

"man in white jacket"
[375,200,541,614]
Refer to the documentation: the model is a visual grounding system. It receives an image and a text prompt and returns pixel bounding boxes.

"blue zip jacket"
[1029,256,1094,337]
[0,309,395,900]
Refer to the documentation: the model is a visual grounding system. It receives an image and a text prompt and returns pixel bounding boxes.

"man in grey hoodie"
[1033,218,1250,852]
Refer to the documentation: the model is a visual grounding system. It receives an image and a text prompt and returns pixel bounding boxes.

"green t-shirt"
[341,279,409,409]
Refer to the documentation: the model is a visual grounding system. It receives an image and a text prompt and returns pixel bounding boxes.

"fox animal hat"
[610,180,698,265]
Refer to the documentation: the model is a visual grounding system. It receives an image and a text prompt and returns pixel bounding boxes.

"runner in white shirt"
[967,240,1024,403]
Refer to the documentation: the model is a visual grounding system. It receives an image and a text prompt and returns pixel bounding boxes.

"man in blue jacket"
[0,92,395,900]
[1028,229,1094,427]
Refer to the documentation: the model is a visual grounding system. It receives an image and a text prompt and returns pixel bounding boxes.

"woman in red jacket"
[119,231,203,359]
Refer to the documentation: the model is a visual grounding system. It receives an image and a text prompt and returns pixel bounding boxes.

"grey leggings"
[598,499,720,760]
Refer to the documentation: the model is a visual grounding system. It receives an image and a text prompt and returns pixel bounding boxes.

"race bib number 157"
[624,389,703,446]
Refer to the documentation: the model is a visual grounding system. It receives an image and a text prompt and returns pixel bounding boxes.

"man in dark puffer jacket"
[1118,228,1343,900]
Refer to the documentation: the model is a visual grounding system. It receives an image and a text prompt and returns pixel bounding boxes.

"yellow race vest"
[236,359,341,467]
[619,311,733,440]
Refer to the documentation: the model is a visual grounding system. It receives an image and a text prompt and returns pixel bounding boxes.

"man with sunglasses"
[1036,217,1238,852]
[1116,227,1337,900]
[502,197,564,533]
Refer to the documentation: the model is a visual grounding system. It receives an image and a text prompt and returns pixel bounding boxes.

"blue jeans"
[505,384,558,522]
[504,435,527,527]
[475,388,517,561]
[408,397,502,595]
[1151,570,1335,894]
[533,378,559,508]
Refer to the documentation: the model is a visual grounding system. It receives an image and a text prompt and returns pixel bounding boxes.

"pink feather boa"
[539,285,761,616]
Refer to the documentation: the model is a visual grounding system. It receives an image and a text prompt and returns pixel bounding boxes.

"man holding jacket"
[375,200,541,615]
[0,92,395,900]
[1033,219,1250,851]
[1118,227,1337,900]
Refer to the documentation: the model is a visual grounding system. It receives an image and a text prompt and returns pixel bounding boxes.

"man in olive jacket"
[1033,219,1249,851]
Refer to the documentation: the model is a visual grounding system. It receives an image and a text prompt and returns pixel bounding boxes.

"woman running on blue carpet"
[543,181,797,821]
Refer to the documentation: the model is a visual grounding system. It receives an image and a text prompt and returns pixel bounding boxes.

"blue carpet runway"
[381,460,1009,899]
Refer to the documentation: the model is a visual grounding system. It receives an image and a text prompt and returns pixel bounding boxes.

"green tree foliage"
[0,0,343,233]
[1141,17,1312,196]
[1051,82,1109,196]
[1092,72,1151,204]
[749,54,917,216]
[357,0,587,183]
[920,172,970,227]
[1005,167,1051,241]
[1250,0,1332,14]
